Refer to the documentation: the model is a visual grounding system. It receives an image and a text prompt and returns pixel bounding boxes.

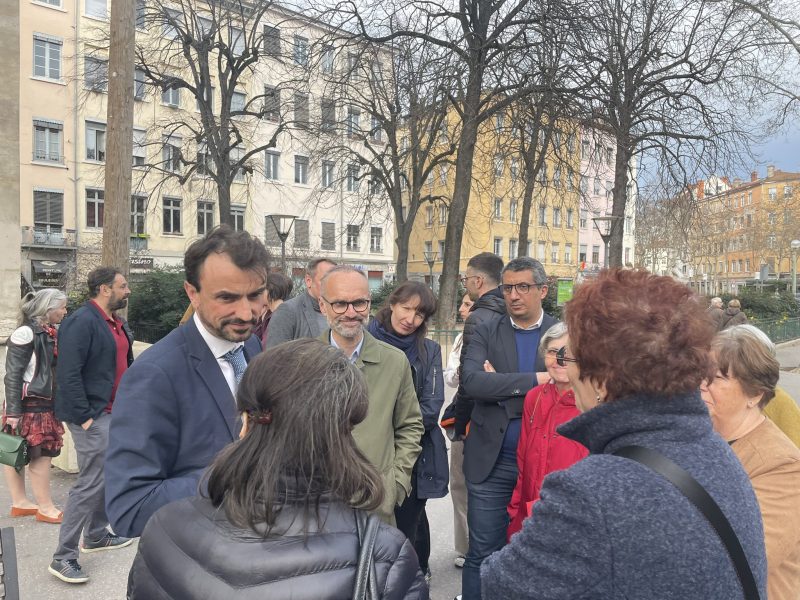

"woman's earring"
[595,390,602,403]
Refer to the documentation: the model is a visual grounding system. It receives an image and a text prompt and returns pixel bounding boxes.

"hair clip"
[251,411,272,425]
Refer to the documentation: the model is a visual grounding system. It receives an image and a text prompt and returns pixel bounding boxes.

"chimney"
[751,170,758,182]
[767,164,775,178]
[697,180,705,198]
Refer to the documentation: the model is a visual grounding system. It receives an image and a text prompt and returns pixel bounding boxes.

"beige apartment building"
[19,0,396,293]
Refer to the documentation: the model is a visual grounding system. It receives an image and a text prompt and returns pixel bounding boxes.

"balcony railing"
[32,151,65,164]
[21,227,76,247]
[130,236,148,251]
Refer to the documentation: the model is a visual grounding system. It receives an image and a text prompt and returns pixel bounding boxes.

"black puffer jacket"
[128,496,428,600]
[453,287,506,436]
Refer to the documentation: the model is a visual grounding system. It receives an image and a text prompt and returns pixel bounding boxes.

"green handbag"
[0,427,29,472]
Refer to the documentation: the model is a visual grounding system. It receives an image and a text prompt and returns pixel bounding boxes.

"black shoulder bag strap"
[353,510,381,600]
[613,445,760,600]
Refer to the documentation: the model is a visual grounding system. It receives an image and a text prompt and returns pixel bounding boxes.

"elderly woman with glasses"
[700,325,800,600]
[506,322,588,540]
[481,269,767,599]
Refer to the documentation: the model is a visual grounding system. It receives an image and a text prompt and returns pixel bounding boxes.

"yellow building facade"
[407,114,582,283]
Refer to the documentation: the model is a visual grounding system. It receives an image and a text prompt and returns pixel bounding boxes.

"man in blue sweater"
[458,257,557,600]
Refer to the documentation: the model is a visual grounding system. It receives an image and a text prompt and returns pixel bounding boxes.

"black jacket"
[54,302,134,425]
[409,339,449,499]
[128,496,429,600]
[453,287,506,436]
[3,322,57,415]
[461,313,558,484]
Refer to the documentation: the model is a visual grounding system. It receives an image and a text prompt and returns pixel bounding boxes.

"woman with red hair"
[482,269,767,599]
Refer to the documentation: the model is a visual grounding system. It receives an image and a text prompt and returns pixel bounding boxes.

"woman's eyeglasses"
[546,346,578,367]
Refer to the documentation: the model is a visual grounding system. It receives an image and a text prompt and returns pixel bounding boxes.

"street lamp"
[791,239,800,298]
[268,214,297,273]
[423,249,439,292]
[592,215,623,269]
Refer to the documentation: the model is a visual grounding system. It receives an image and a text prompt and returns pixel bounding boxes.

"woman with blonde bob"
[128,339,427,599]
[701,324,800,600]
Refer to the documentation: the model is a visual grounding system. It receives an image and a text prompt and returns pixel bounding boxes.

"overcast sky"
[750,123,800,175]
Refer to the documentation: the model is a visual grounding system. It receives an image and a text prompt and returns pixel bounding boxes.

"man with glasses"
[317,265,423,524]
[457,257,558,600]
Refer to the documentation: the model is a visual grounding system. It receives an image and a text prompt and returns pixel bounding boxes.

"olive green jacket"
[320,329,423,524]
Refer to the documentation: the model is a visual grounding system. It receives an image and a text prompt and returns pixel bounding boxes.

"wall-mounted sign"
[556,279,574,306]
[130,256,154,272]
[31,260,67,289]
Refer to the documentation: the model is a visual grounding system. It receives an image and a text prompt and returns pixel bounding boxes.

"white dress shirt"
[193,313,243,397]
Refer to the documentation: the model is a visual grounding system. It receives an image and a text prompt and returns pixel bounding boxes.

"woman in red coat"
[507,322,588,539]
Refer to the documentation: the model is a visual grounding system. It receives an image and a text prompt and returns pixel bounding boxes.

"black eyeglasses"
[546,346,578,366]
[321,296,370,315]
[501,283,543,295]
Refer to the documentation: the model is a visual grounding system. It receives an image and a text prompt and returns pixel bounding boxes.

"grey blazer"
[461,313,558,484]
[264,292,329,348]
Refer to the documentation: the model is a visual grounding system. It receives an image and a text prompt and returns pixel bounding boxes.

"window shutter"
[294,219,309,248]
[265,219,280,246]
[321,222,335,250]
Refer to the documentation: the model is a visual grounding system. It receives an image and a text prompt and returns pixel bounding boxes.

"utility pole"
[102,0,135,290]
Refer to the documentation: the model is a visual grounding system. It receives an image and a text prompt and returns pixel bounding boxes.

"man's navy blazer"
[105,317,261,538]
[55,301,134,425]
[461,312,558,484]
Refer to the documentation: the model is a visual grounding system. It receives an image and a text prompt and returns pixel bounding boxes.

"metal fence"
[753,318,800,344]
[129,322,174,344]
[427,329,463,360]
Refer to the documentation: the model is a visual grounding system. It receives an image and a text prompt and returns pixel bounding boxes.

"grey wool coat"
[481,391,767,600]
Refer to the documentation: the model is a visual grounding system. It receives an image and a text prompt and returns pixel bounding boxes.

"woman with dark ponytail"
[128,339,427,599]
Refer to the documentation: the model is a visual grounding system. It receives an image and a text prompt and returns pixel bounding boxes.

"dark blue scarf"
[367,318,420,367]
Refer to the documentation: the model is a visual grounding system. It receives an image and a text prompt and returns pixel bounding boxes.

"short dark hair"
[184,226,270,291]
[503,257,547,285]
[87,266,122,298]
[375,281,437,354]
[307,257,337,277]
[467,252,503,285]
[204,339,383,534]
[266,272,293,302]
[565,268,715,401]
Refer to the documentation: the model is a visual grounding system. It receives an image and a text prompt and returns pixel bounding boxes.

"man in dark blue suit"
[105,226,268,538]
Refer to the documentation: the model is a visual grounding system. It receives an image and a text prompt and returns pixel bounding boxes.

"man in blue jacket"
[49,267,134,584]
[105,226,267,540]
[458,257,557,600]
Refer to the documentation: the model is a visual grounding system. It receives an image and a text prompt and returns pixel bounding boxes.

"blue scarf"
[367,318,420,367]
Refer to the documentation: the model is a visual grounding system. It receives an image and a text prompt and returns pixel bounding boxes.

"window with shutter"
[33,190,64,232]
[264,26,281,56]
[321,99,336,131]
[294,93,309,127]
[294,219,310,248]
[263,86,280,121]
[321,222,336,250]
[265,218,280,246]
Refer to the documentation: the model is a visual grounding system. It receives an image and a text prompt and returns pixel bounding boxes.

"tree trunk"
[395,224,412,283]
[438,99,480,328]
[608,142,632,267]
[103,0,135,292]
[517,172,537,258]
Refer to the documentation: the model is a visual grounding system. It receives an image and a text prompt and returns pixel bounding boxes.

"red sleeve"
[508,385,540,520]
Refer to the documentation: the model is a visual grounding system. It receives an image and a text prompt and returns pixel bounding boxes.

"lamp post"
[592,215,623,268]
[268,214,297,273]
[791,239,800,298]
[423,249,439,292]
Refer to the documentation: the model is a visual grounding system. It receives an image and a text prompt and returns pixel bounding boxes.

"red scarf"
[41,323,58,357]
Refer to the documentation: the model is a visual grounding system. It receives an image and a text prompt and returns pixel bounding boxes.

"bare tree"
[132,0,309,227]
[318,0,582,325]
[304,32,458,281]
[572,0,796,267]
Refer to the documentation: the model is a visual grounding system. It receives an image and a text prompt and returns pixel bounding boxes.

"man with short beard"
[317,266,423,524]
[50,267,135,584]
[104,226,268,539]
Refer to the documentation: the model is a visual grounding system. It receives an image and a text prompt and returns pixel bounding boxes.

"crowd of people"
[3,225,800,599]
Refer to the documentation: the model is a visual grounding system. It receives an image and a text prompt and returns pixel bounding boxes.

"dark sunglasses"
[547,346,578,367]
